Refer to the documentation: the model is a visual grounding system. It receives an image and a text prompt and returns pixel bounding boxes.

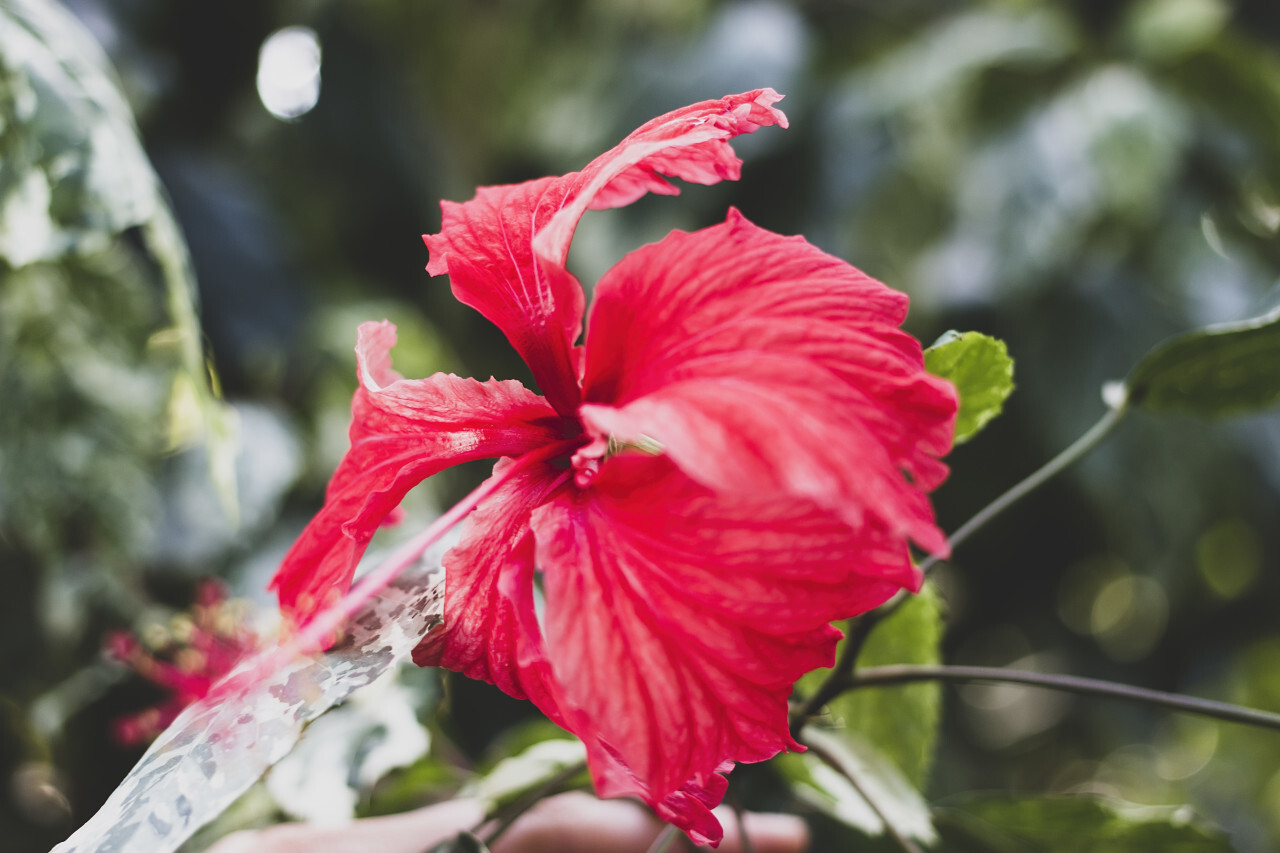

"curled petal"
[536,88,789,254]
[270,321,566,625]
[423,90,787,417]
[580,209,956,554]
[423,179,586,417]
[530,455,913,844]
[653,766,732,848]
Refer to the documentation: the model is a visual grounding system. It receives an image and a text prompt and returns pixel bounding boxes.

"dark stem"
[788,589,914,735]
[728,787,755,853]
[801,732,924,853]
[644,825,681,853]
[478,760,588,849]
[850,665,1280,731]
[789,617,861,736]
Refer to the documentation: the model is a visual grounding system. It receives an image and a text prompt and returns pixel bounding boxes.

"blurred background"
[3,0,1280,850]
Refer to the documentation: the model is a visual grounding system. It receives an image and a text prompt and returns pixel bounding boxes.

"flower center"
[569,435,609,488]
[569,433,663,488]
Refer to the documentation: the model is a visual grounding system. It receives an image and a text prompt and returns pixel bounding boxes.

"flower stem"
[728,788,755,853]
[918,402,1127,575]
[849,665,1280,731]
[645,825,681,853]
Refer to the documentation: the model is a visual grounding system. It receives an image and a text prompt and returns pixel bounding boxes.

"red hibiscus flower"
[269,89,956,845]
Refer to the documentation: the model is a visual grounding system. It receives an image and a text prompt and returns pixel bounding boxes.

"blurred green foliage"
[4,0,1280,851]
[0,0,230,564]
[936,793,1234,852]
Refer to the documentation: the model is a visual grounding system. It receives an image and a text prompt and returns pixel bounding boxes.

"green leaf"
[778,728,936,845]
[935,794,1236,852]
[479,719,580,773]
[925,331,1015,444]
[830,585,944,789]
[461,738,588,817]
[360,753,463,818]
[1124,301,1280,417]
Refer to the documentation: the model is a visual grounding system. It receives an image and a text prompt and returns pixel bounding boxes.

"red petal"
[580,209,956,555]
[653,766,731,848]
[270,321,566,625]
[592,751,732,847]
[423,90,787,417]
[411,457,568,719]
[529,455,914,843]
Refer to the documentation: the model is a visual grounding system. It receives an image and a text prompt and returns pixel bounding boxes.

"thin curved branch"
[849,665,1280,731]
[918,402,1126,575]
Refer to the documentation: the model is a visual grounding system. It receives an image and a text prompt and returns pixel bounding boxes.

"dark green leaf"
[1124,301,1280,417]
[925,332,1015,444]
[935,794,1235,853]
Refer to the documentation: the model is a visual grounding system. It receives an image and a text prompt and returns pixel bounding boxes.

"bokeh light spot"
[1195,518,1262,600]
[1057,554,1128,636]
[256,26,321,121]
[1091,574,1168,662]
[1154,716,1219,782]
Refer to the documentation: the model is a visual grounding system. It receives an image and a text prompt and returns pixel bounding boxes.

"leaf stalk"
[918,401,1127,575]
